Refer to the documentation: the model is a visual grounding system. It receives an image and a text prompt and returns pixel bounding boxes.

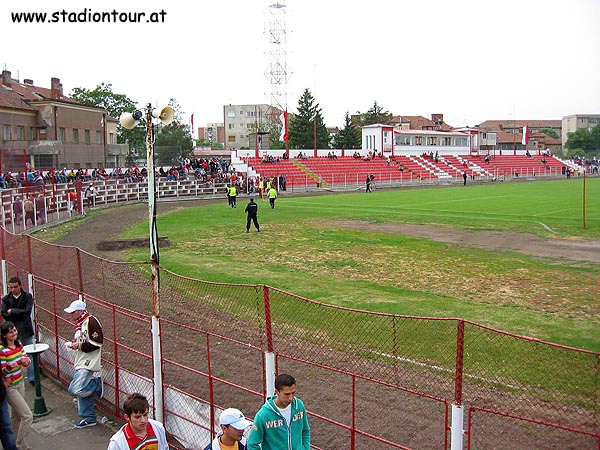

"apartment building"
[223,104,280,151]
[0,69,127,170]
[561,114,600,147]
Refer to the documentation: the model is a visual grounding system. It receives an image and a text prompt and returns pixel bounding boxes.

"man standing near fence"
[247,373,310,450]
[64,299,104,428]
[1,277,35,384]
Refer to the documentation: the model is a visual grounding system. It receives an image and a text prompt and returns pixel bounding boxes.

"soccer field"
[123,177,600,351]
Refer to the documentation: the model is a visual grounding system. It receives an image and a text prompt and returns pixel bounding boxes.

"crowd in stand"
[0,156,243,190]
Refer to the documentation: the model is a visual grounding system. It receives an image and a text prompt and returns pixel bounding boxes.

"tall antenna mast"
[265,1,291,114]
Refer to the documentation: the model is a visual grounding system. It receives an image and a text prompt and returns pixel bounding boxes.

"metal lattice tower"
[265,1,291,113]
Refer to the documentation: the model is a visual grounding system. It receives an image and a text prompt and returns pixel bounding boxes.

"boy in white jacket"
[108,393,168,450]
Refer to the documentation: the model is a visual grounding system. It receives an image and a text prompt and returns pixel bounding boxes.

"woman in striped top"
[0,321,33,450]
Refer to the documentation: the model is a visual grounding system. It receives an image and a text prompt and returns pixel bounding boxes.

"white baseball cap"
[64,300,87,313]
[219,408,252,430]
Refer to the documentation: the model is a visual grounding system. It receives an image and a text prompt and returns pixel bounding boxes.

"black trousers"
[246,215,259,231]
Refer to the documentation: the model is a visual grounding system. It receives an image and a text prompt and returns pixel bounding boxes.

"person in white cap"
[64,299,104,428]
[203,407,252,450]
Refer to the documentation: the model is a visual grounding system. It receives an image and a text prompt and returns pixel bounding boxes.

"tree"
[70,83,145,154]
[539,128,559,139]
[154,98,194,164]
[358,101,393,126]
[288,88,329,149]
[332,112,361,149]
[565,124,600,157]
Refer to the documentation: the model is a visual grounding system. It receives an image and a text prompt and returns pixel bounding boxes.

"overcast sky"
[3,0,599,129]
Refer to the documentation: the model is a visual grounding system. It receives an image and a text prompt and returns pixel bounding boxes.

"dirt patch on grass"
[335,220,600,265]
[52,201,600,266]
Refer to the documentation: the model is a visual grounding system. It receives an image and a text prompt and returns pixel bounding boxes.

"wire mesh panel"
[468,407,600,450]
[268,287,459,399]
[462,321,600,438]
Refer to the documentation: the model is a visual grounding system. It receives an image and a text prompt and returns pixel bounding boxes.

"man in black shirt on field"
[245,198,260,233]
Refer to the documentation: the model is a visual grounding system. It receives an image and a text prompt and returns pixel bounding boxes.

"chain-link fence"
[0,228,598,449]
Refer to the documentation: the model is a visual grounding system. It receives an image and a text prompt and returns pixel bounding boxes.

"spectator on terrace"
[11,197,22,225]
[525,149,532,157]
[23,196,35,226]
[36,194,47,224]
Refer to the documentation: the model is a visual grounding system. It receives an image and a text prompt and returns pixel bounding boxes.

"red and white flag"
[279,110,289,142]
[521,123,529,146]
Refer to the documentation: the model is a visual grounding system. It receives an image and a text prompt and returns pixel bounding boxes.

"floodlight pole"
[145,103,164,422]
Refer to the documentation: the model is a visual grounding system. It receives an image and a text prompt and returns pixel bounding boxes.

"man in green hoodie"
[247,373,310,450]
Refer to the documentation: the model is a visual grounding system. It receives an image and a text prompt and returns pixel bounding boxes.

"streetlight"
[119,103,173,422]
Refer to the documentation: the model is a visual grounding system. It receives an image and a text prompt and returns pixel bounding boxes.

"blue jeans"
[0,398,17,450]
[68,369,99,423]
[20,335,35,380]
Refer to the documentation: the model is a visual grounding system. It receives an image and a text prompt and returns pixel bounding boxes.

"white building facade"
[362,124,476,156]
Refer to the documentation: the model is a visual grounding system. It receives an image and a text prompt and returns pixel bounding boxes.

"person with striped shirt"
[0,321,32,450]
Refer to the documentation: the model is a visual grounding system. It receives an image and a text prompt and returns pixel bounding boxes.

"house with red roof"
[0,69,128,171]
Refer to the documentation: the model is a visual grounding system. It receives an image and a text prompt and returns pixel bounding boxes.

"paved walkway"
[23,374,120,450]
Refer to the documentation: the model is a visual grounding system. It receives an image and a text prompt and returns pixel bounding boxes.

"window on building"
[59,128,66,141]
[228,136,236,142]
[2,125,11,140]
[415,136,423,145]
[16,126,24,140]
[29,127,36,140]
[39,128,47,140]
[591,118,598,124]
[73,129,79,143]
[84,129,91,144]
[227,110,235,118]
[109,132,115,144]
[228,123,234,129]
[581,118,588,124]
[442,137,451,146]
[96,131,102,144]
